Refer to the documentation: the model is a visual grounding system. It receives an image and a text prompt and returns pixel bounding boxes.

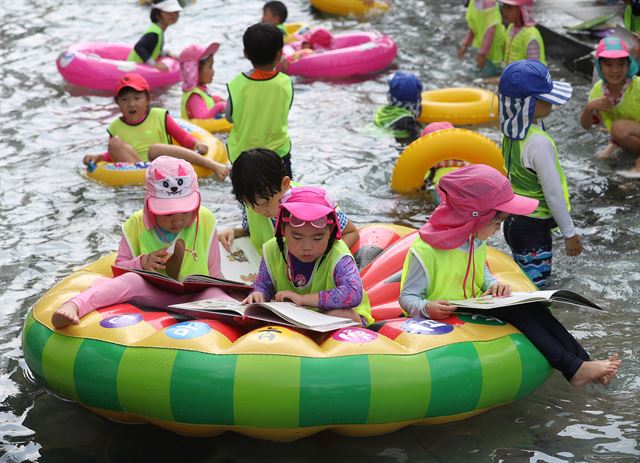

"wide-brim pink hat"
[143,156,200,229]
[419,164,538,250]
[275,186,341,238]
[179,42,220,63]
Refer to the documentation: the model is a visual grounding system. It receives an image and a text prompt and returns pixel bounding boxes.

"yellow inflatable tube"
[391,128,505,193]
[310,0,390,16]
[86,119,228,187]
[188,118,232,134]
[419,87,498,125]
[284,22,311,43]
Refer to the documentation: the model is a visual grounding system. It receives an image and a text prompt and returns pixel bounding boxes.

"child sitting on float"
[52,156,236,329]
[83,73,229,180]
[579,37,640,177]
[179,42,227,121]
[398,164,621,387]
[242,186,374,326]
[374,71,423,144]
[283,28,334,64]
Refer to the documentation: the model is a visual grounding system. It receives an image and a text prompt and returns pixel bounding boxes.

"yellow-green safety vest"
[181,86,214,120]
[122,207,216,281]
[263,237,374,325]
[465,0,505,66]
[624,5,640,33]
[400,237,486,305]
[502,125,570,219]
[107,108,169,162]
[226,72,293,163]
[128,23,164,63]
[588,76,640,131]
[504,24,546,65]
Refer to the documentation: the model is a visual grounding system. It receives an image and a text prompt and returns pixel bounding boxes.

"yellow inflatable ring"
[419,87,498,125]
[86,118,228,187]
[188,117,233,134]
[391,128,505,193]
[310,0,390,16]
[284,22,311,43]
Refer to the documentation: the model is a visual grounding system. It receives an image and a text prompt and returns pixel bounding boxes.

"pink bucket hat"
[179,42,220,92]
[420,121,454,137]
[275,186,341,238]
[303,28,333,49]
[143,156,200,229]
[419,164,538,249]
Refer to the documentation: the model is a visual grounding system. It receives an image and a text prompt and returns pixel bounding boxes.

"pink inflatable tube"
[283,32,397,78]
[56,42,181,92]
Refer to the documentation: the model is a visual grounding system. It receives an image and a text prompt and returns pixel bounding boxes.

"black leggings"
[482,303,590,381]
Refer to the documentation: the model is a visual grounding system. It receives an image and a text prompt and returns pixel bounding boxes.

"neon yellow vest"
[625,5,640,33]
[128,23,164,63]
[107,108,169,162]
[400,237,486,304]
[122,207,216,281]
[588,77,640,131]
[263,237,374,325]
[276,24,288,36]
[502,126,570,219]
[226,72,293,163]
[181,87,214,120]
[504,24,546,65]
[465,0,505,66]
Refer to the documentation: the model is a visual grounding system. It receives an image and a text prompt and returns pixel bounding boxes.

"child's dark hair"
[150,0,164,23]
[231,148,287,206]
[243,23,284,66]
[263,1,288,23]
[115,86,149,100]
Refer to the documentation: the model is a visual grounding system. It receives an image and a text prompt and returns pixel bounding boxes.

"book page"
[449,292,547,309]
[219,236,261,285]
[249,302,358,329]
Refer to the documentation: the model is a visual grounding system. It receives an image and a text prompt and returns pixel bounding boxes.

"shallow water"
[1,1,639,462]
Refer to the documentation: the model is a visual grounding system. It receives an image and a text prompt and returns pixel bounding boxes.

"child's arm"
[115,236,171,272]
[207,229,224,278]
[482,264,511,296]
[476,25,497,68]
[165,113,200,150]
[458,30,474,59]
[186,93,225,120]
[248,258,276,302]
[217,227,249,252]
[580,95,611,130]
[340,219,360,249]
[132,33,167,71]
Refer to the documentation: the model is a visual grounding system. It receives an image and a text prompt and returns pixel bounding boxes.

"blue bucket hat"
[387,71,423,118]
[498,60,572,139]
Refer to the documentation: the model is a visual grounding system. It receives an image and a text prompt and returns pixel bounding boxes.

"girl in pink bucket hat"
[51,156,237,329]
[399,164,621,386]
[179,42,228,121]
[580,37,640,177]
[243,186,374,326]
[499,0,546,66]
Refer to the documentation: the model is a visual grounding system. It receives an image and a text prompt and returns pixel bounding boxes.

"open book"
[111,266,252,295]
[448,290,603,311]
[168,298,359,332]
[218,236,261,285]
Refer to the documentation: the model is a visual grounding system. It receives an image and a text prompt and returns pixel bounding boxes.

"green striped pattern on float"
[23,311,551,428]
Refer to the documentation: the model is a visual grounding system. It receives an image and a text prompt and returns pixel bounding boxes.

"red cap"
[115,73,150,96]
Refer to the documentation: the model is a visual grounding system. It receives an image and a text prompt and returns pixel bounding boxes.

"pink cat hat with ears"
[143,156,201,229]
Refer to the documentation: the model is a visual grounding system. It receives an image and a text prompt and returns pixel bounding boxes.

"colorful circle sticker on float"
[332,327,378,343]
[165,321,212,340]
[455,312,506,326]
[400,319,454,335]
[99,313,143,329]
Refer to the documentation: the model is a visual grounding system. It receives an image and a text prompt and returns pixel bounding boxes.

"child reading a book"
[399,164,621,387]
[242,186,374,326]
[51,156,236,329]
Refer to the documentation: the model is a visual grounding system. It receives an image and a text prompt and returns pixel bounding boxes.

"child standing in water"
[179,42,227,120]
[458,0,505,76]
[499,0,546,65]
[83,73,229,179]
[374,71,423,144]
[580,37,640,176]
[243,186,374,326]
[128,0,182,71]
[399,164,621,387]
[52,156,236,329]
[262,1,289,37]
[499,60,580,288]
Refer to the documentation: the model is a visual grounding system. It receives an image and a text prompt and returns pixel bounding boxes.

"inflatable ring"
[310,0,390,16]
[23,230,549,441]
[56,43,180,92]
[188,117,233,134]
[284,22,311,43]
[86,118,228,186]
[391,128,505,193]
[419,87,498,126]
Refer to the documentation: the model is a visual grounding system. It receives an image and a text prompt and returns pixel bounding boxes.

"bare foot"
[570,357,621,387]
[82,153,104,166]
[51,302,80,329]
[212,162,231,181]
[595,143,618,160]
[597,353,621,385]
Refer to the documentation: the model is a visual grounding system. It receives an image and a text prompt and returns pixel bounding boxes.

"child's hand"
[242,291,265,304]
[475,53,487,68]
[275,291,304,305]
[484,283,511,297]
[587,97,612,112]
[194,142,209,155]
[141,249,170,271]
[425,301,455,320]
[565,234,583,257]
[457,44,467,59]
[154,61,169,72]
[218,227,235,253]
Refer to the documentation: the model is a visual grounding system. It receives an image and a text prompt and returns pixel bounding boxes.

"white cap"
[154,0,182,12]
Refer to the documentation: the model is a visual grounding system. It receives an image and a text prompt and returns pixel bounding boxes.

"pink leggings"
[70,273,236,318]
